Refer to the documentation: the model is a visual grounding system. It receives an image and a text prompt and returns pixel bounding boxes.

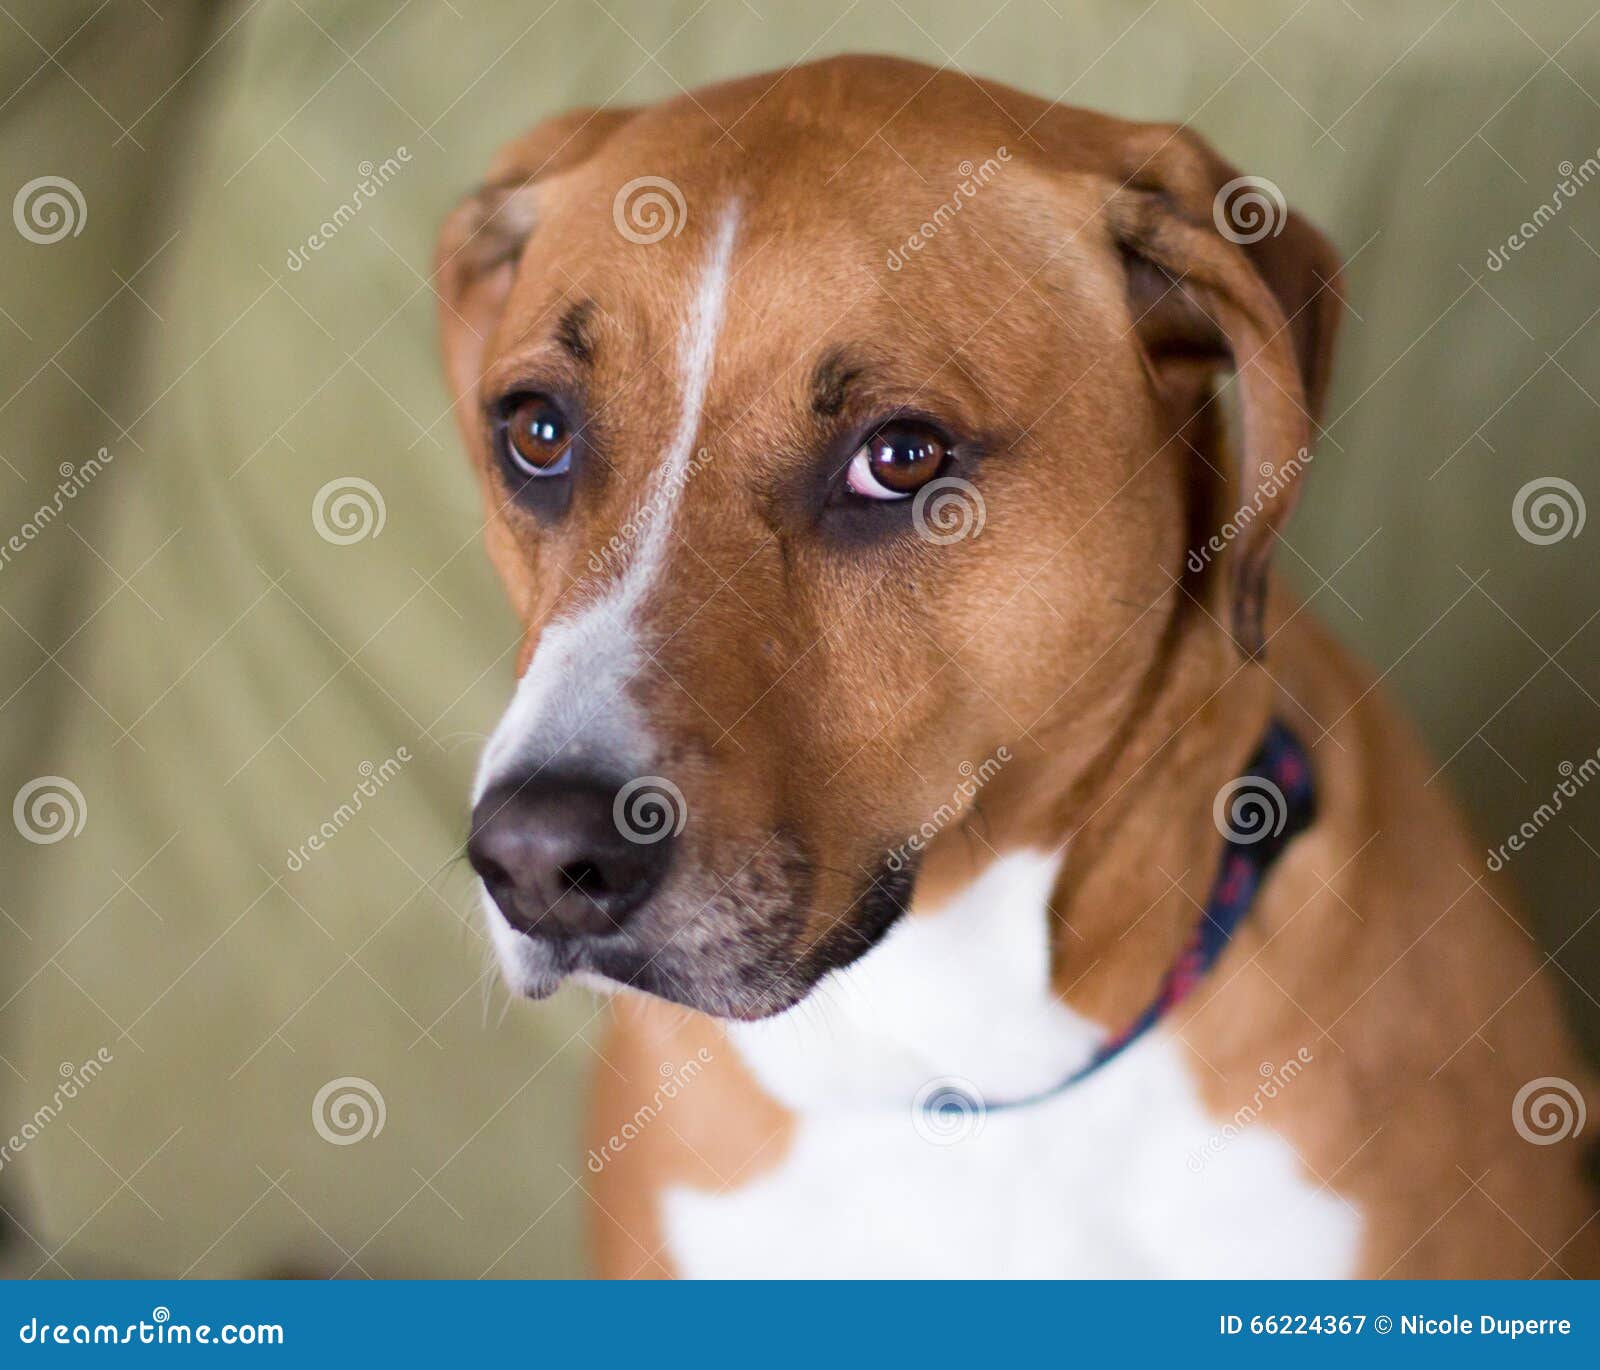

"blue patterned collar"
[927,721,1316,1117]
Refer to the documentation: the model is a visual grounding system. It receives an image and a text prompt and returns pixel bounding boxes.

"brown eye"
[846,421,950,500]
[502,394,572,478]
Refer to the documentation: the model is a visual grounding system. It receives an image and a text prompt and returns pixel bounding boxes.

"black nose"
[468,773,673,940]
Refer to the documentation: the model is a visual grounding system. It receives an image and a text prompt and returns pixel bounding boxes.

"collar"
[929,720,1316,1117]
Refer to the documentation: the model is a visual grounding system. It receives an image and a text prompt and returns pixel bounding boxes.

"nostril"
[559,860,609,898]
[475,855,512,891]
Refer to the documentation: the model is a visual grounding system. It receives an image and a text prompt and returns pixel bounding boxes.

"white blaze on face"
[474,201,743,803]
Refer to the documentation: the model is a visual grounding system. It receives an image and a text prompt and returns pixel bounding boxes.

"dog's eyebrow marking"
[810,348,862,418]
[555,299,597,364]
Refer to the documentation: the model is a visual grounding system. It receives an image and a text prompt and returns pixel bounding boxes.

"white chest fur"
[659,851,1362,1278]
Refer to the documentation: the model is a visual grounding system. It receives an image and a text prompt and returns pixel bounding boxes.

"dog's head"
[437,56,1341,1018]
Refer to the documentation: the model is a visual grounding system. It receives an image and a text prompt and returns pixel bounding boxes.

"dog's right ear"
[1103,125,1343,657]
[434,109,634,424]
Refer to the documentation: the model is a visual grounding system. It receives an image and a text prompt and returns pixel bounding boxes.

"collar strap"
[932,720,1316,1117]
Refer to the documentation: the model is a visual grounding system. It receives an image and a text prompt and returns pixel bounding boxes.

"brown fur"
[437,56,1599,1278]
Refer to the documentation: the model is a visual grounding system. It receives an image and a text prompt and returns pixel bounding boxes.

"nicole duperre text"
[1220,1313,1574,1339]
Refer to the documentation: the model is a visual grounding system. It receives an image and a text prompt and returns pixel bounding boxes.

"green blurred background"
[0,0,1596,1277]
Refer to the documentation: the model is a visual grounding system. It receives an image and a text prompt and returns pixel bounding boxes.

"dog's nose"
[468,774,671,940]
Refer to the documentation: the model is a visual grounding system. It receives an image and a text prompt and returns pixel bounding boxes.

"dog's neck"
[723,639,1278,1111]
[724,609,1279,1112]
[921,607,1275,1039]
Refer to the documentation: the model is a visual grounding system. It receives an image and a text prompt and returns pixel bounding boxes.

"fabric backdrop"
[1,0,1596,1277]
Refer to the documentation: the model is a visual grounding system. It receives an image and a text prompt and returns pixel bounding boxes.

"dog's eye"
[501,394,572,478]
[845,421,950,500]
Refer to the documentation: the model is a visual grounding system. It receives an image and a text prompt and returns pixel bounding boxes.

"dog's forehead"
[497,57,1128,290]
[494,126,1114,410]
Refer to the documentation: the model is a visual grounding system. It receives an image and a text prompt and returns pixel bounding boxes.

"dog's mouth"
[484,848,916,1020]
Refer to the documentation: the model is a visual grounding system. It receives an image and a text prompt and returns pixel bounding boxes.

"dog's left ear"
[1106,126,1344,656]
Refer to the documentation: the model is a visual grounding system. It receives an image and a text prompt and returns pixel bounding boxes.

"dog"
[436,55,1599,1278]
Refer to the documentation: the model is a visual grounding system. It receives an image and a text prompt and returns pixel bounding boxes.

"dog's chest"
[658,851,1362,1278]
